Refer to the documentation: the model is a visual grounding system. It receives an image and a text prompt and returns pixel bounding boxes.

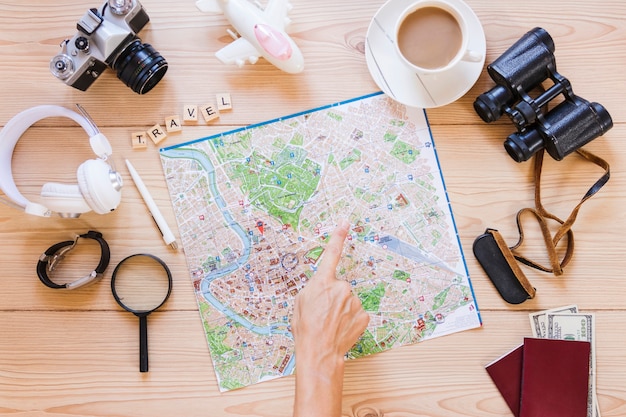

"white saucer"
[365,0,486,108]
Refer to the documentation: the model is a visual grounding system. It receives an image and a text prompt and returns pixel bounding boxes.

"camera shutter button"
[75,37,90,53]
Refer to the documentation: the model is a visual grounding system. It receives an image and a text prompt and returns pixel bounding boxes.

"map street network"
[159,93,482,391]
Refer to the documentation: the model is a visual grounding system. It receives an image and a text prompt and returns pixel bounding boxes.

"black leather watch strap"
[36,231,110,290]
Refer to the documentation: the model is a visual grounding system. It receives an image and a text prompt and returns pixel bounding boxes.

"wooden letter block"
[216,93,232,111]
[201,103,220,123]
[183,104,198,122]
[165,115,182,133]
[131,131,148,149]
[147,124,168,145]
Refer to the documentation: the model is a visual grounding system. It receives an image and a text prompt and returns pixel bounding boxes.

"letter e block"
[216,93,232,111]
[165,115,182,133]
[201,103,220,123]
[131,131,148,149]
[183,104,198,122]
[147,124,168,145]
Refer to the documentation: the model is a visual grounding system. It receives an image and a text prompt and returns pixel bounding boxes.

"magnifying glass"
[111,253,172,372]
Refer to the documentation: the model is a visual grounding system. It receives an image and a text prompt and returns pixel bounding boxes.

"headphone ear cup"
[76,159,122,214]
[40,182,91,215]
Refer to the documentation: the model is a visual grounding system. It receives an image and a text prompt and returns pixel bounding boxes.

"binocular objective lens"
[504,129,545,163]
[112,39,168,94]
[473,85,514,123]
[50,54,75,80]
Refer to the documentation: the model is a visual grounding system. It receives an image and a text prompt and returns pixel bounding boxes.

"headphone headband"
[0,105,117,217]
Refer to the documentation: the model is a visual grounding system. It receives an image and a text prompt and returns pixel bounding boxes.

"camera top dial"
[109,0,134,15]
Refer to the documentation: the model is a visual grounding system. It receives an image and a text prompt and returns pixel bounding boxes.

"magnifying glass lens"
[112,255,171,312]
[111,254,172,372]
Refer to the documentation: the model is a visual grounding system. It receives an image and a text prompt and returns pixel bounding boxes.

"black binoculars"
[474,27,613,162]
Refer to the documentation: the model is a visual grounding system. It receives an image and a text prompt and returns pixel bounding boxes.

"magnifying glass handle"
[139,315,149,372]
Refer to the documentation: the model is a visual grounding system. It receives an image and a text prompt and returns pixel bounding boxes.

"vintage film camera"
[474,27,613,162]
[50,0,168,94]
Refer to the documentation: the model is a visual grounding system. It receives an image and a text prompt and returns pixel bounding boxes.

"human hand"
[291,219,369,417]
[292,218,370,360]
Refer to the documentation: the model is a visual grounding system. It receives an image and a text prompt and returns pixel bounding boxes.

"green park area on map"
[160,93,481,391]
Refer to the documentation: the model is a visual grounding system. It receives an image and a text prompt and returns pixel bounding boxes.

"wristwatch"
[36,230,110,290]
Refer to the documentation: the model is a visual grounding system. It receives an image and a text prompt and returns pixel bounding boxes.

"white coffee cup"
[394,0,483,77]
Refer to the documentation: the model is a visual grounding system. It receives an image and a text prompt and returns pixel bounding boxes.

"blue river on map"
[162,147,458,376]
[162,147,296,375]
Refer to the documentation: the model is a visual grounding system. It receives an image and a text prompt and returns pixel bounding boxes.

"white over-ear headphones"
[0,105,123,218]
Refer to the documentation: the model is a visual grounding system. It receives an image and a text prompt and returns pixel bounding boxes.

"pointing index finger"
[316,219,350,281]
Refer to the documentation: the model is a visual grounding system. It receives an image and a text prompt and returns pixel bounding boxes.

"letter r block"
[147,124,168,145]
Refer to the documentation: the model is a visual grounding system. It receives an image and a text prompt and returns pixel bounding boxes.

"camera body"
[474,27,612,162]
[50,0,168,94]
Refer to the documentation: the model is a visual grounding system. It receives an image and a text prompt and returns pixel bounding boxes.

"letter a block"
[165,115,182,133]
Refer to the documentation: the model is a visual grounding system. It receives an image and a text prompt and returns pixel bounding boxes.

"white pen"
[125,159,178,249]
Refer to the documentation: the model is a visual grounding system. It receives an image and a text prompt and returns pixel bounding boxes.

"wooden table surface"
[1,0,624,416]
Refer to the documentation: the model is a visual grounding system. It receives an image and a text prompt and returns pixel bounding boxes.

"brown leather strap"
[509,149,610,276]
[489,229,537,298]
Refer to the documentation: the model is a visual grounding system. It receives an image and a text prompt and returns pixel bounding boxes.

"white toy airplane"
[196,0,305,73]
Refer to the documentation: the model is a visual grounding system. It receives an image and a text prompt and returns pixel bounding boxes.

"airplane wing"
[215,37,260,66]
[263,0,292,30]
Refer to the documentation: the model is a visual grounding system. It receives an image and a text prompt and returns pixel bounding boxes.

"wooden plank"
[0,0,625,415]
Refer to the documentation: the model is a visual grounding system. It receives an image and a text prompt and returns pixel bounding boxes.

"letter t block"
[131,131,148,149]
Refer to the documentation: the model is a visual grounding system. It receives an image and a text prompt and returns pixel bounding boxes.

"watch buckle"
[47,235,79,272]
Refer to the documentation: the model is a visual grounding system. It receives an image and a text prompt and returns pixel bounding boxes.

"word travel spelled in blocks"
[131,94,233,149]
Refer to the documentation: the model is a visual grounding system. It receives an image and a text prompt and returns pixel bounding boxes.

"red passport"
[485,344,524,416]
[519,338,591,417]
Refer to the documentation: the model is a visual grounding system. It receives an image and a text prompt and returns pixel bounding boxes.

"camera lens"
[112,39,168,94]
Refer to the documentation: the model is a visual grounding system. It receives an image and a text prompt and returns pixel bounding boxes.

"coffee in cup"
[394,0,482,75]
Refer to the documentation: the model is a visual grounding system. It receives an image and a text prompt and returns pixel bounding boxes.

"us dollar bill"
[547,313,597,417]
[528,304,578,338]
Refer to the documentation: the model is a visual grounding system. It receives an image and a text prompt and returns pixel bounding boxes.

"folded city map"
[159,92,481,391]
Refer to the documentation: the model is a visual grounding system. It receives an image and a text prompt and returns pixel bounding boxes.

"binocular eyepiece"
[474,27,612,162]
